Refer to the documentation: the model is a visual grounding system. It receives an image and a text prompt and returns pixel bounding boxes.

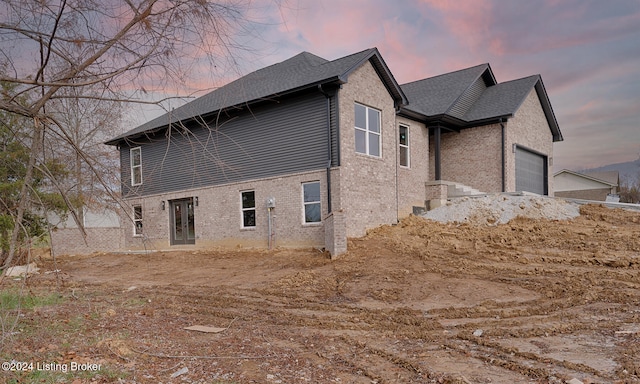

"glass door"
[170,198,195,245]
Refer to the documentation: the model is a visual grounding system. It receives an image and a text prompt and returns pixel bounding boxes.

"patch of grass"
[0,289,64,311]
[123,297,148,307]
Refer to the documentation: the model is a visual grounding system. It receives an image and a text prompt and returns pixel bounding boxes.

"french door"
[170,198,195,245]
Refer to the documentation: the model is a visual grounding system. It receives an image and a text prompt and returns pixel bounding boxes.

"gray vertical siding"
[121,91,330,197]
[330,94,339,167]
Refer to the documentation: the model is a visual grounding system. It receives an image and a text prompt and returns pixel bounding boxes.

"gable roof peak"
[106,47,406,145]
[286,51,329,67]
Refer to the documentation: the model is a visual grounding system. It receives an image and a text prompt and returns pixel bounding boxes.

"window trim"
[130,147,142,186]
[240,190,256,229]
[302,181,322,224]
[133,205,143,237]
[354,103,382,158]
[399,124,410,168]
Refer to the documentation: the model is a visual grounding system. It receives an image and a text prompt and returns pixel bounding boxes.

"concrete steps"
[425,180,485,210]
[447,182,483,197]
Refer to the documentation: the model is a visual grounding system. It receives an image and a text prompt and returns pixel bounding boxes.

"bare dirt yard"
[2,203,640,383]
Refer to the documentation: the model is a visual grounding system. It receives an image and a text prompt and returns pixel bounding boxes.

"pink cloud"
[417,0,495,52]
[273,0,390,55]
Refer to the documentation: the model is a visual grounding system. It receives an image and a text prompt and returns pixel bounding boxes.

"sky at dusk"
[133,0,640,172]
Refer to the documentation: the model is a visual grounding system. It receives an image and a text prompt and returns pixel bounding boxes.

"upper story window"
[133,205,143,236]
[354,103,381,157]
[130,147,142,186]
[302,181,321,224]
[399,125,409,167]
[241,190,256,228]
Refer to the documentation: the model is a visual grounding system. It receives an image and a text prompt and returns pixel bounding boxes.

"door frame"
[169,197,196,245]
[515,145,548,195]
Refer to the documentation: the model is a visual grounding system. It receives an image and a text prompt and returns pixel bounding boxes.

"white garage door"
[515,147,547,195]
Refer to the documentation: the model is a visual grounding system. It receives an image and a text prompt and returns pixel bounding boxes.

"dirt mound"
[423,194,581,225]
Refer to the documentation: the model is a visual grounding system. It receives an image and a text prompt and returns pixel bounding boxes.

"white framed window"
[399,125,410,167]
[130,147,142,186]
[354,103,381,157]
[302,181,321,224]
[241,190,256,228]
[133,205,143,236]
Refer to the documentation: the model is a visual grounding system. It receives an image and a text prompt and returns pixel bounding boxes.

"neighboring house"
[554,170,619,201]
[105,47,562,257]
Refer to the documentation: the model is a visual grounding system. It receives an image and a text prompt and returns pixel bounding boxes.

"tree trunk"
[2,118,44,269]
[76,149,84,225]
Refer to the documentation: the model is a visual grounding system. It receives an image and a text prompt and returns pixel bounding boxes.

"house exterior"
[104,48,562,257]
[554,170,619,201]
[50,208,123,256]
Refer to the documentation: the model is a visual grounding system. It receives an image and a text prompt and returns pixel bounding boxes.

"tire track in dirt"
[11,203,638,383]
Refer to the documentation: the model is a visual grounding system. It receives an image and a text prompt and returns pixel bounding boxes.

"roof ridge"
[496,74,540,85]
[400,63,489,86]
[556,169,618,186]
[323,47,376,64]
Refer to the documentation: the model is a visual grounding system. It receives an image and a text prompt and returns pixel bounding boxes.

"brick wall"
[324,210,347,257]
[337,61,399,237]
[429,123,503,193]
[51,227,124,256]
[555,189,611,201]
[505,89,554,195]
[121,169,328,252]
[396,116,429,218]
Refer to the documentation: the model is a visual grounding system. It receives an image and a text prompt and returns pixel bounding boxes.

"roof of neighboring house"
[553,169,619,187]
[400,65,562,142]
[582,170,620,186]
[107,48,407,145]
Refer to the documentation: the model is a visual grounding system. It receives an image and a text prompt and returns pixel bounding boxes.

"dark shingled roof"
[400,64,491,117]
[108,48,562,145]
[107,48,407,145]
[400,64,562,142]
[463,75,540,121]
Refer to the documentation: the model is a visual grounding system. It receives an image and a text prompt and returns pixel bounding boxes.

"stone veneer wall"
[505,89,554,195]
[122,169,328,251]
[337,61,399,238]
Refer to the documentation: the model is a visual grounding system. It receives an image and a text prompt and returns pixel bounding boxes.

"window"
[354,103,381,157]
[399,125,409,167]
[241,190,256,228]
[133,205,143,236]
[302,181,321,224]
[130,147,142,186]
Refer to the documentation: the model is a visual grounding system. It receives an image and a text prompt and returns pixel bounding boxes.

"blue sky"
[134,0,640,172]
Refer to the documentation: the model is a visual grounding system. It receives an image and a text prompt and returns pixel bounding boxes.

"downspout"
[394,107,399,223]
[318,84,332,213]
[434,124,441,181]
[500,118,506,192]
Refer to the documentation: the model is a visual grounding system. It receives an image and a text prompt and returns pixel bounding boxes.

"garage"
[515,146,547,195]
